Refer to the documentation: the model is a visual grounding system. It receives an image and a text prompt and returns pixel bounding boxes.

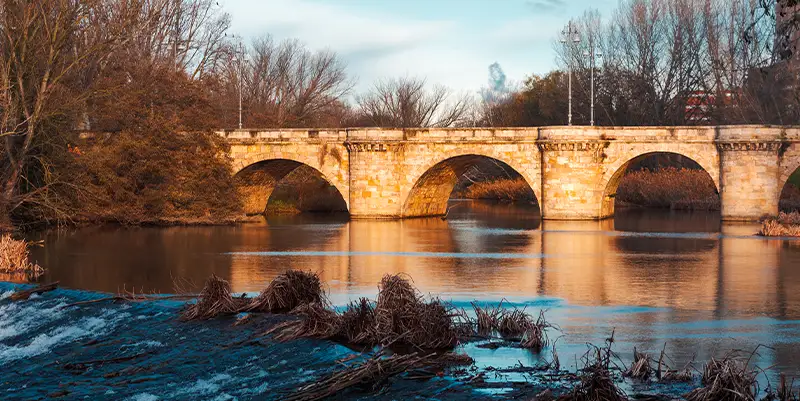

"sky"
[221,0,617,96]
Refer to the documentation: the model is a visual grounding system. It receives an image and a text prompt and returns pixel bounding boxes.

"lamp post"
[584,42,602,126]
[561,21,581,126]
[232,46,245,130]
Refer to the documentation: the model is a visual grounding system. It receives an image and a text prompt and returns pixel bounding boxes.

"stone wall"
[219,125,800,221]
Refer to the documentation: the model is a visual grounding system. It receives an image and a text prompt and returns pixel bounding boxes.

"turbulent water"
[3,200,800,399]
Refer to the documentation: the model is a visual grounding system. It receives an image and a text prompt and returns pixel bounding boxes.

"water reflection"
[23,201,800,375]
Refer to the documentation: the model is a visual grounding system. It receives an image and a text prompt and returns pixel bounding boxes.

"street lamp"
[231,50,245,130]
[584,45,602,126]
[561,21,581,126]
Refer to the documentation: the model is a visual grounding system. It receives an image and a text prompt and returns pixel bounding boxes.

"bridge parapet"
[218,129,347,142]
[539,126,719,142]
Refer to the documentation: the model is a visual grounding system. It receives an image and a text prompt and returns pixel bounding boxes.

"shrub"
[616,167,719,210]
[75,120,242,225]
[462,177,535,202]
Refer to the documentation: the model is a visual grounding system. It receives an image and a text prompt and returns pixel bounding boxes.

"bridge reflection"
[25,202,800,377]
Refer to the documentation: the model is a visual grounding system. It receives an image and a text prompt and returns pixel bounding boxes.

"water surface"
[10,200,800,397]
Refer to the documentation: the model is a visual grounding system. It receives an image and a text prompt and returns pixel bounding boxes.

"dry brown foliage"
[374,274,460,349]
[624,348,653,380]
[181,275,243,321]
[780,184,800,212]
[0,235,44,278]
[520,311,554,350]
[616,168,719,210]
[267,302,341,342]
[563,339,628,401]
[247,270,327,313]
[498,308,534,337]
[471,301,503,335]
[284,350,433,401]
[338,298,376,345]
[684,352,758,401]
[464,177,536,202]
[759,212,800,237]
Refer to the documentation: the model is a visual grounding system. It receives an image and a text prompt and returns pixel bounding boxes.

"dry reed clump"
[247,270,327,313]
[264,274,462,350]
[181,275,242,321]
[374,274,460,350]
[520,311,554,350]
[780,184,800,213]
[338,298,376,345]
[562,334,627,401]
[498,307,533,338]
[267,302,341,342]
[284,350,432,401]
[0,235,44,277]
[758,212,800,237]
[470,303,554,350]
[471,301,503,335]
[616,167,719,210]
[624,348,653,380]
[683,352,758,401]
[463,177,535,202]
[405,298,459,349]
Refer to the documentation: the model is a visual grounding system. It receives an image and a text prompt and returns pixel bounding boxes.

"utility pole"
[561,21,581,126]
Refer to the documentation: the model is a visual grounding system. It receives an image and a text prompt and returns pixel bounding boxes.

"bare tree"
[223,36,352,128]
[0,0,143,223]
[355,77,473,128]
[115,0,231,79]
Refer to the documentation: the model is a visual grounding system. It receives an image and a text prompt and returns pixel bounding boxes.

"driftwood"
[9,281,58,301]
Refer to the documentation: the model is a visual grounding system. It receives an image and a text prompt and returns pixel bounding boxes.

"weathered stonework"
[217,125,800,221]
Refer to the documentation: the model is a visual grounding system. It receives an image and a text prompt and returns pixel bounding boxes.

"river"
[5,200,800,398]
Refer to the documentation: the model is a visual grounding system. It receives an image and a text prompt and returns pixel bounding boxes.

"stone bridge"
[221,126,800,221]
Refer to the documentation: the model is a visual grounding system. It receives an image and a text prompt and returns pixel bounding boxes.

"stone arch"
[402,153,541,218]
[234,158,348,215]
[598,150,720,218]
[778,143,800,211]
[779,144,800,193]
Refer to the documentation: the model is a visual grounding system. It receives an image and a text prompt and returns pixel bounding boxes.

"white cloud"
[224,0,454,56]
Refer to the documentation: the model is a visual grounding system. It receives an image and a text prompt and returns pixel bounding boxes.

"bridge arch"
[402,153,540,217]
[778,143,800,212]
[599,151,720,218]
[234,158,348,215]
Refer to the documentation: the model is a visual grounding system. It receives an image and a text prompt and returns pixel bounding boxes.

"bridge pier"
[539,140,608,220]
[346,141,404,219]
[717,128,783,221]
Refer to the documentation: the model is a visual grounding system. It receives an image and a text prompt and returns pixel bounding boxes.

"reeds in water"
[565,336,627,401]
[338,297,376,345]
[181,274,243,321]
[0,235,44,278]
[683,351,758,401]
[374,274,460,349]
[759,212,800,237]
[247,270,327,313]
[624,348,653,380]
[471,301,503,335]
